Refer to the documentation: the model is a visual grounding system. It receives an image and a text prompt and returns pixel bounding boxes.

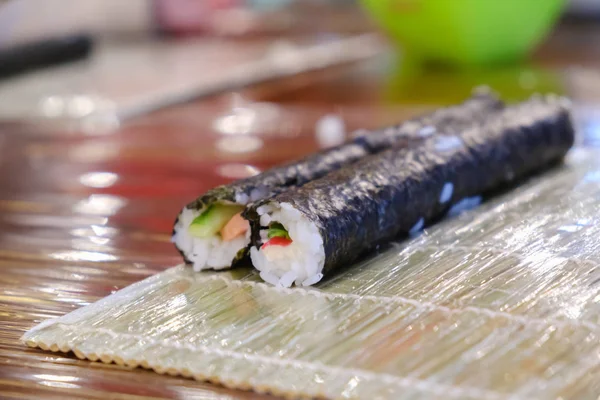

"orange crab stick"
[220,212,249,241]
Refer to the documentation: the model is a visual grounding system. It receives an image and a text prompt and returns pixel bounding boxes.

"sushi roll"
[248,95,575,287]
[172,91,503,271]
[172,142,370,271]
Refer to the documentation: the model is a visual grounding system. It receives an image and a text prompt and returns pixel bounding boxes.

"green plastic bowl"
[360,0,566,66]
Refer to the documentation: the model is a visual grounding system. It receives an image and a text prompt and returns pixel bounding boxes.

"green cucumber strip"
[267,222,290,240]
[188,203,244,238]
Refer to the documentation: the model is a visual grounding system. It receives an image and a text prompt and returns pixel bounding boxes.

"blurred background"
[1,0,599,126]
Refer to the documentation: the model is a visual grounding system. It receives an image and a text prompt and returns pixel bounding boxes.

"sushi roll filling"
[188,203,248,241]
[267,222,290,239]
[263,222,293,248]
[262,236,293,248]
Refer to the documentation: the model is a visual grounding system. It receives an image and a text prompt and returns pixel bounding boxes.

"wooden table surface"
[2,20,600,399]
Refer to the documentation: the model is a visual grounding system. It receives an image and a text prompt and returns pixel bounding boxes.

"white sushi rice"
[250,202,325,287]
[172,206,250,271]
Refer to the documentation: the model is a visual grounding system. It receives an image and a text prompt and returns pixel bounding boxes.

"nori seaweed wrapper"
[252,95,574,276]
[354,87,504,152]
[174,90,503,265]
[183,142,370,213]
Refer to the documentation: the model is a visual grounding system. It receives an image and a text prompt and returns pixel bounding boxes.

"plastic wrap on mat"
[22,147,600,399]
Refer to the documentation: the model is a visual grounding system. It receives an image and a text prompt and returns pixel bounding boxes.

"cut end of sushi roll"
[173,202,251,271]
[250,202,325,287]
